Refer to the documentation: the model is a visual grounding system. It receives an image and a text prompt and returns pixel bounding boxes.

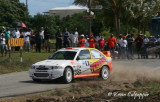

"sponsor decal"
[90,58,107,72]
[70,60,75,65]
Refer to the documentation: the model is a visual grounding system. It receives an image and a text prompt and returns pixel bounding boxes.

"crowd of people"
[1,26,160,59]
[0,27,51,56]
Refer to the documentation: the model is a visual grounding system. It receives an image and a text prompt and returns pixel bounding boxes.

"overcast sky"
[20,0,74,16]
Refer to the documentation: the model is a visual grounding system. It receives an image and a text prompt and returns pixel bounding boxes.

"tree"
[0,0,29,27]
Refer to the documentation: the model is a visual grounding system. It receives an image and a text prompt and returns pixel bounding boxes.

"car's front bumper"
[29,69,64,80]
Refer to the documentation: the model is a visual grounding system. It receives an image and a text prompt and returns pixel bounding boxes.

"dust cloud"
[110,59,160,82]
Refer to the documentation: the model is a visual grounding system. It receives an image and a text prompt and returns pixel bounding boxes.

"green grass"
[0,51,53,74]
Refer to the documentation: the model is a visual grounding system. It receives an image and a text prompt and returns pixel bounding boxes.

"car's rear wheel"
[63,67,73,83]
[100,66,109,80]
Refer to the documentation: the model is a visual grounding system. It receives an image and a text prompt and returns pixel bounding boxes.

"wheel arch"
[65,66,74,75]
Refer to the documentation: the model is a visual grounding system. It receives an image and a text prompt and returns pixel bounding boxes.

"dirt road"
[0,59,159,98]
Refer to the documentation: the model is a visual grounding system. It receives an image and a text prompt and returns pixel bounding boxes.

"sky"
[20,0,74,16]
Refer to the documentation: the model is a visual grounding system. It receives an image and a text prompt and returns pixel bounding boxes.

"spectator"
[44,27,51,52]
[117,35,122,59]
[96,33,102,48]
[11,28,20,38]
[40,27,44,49]
[4,27,10,45]
[119,36,128,59]
[19,29,24,38]
[127,34,135,59]
[63,28,70,48]
[84,34,89,47]
[107,34,117,59]
[24,28,31,52]
[69,28,78,47]
[88,35,96,48]
[35,30,42,52]
[56,28,62,51]
[78,34,86,47]
[135,34,143,59]
[0,34,7,56]
[98,36,105,51]
[30,30,36,51]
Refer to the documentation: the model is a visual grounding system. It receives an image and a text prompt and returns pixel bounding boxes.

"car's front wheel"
[63,67,73,83]
[100,66,109,80]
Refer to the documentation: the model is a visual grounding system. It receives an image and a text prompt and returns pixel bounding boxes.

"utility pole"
[88,0,91,36]
[26,0,28,10]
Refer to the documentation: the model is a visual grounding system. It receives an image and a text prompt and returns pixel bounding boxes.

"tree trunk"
[114,14,118,37]
[117,17,120,36]
[126,19,129,34]
[138,23,140,34]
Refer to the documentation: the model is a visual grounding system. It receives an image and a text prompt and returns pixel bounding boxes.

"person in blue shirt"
[63,28,70,48]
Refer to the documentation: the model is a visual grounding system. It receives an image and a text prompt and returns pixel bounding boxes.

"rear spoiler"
[101,51,111,57]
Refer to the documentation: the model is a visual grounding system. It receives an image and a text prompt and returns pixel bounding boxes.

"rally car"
[29,47,113,83]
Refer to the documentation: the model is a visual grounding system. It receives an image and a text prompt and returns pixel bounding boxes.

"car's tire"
[100,66,109,80]
[63,67,73,83]
[32,78,41,82]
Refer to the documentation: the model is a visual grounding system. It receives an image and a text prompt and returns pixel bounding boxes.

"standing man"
[98,36,105,51]
[88,35,96,48]
[44,27,51,52]
[24,28,31,52]
[69,28,79,47]
[35,30,42,53]
[119,36,128,59]
[78,34,86,47]
[11,28,20,38]
[107,34,117,59]
[135,34,143,59]
[40,27,44,49]
[4,27,10,45]
[127,34,135,59]
[96,33,102,49]
[63,28,70,48]
[84,34,89,48]
[56,28,62,51]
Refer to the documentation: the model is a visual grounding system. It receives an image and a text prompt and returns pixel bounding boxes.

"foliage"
[0,0,28,27]
[0,52,52,75]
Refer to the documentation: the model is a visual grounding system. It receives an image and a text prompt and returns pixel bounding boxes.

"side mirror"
[48,56,52,59]
[76,56,80,60]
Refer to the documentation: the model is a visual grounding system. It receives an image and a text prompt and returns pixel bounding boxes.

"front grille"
[34,73,49,77]
[36,67,49,70]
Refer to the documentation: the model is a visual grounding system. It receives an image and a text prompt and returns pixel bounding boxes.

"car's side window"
[78,50,91,60]
[90,49,104,59]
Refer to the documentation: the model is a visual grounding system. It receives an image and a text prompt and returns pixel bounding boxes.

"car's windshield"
[48,51,77,60]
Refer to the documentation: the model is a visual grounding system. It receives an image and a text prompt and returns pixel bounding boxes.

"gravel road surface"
[0,58,160,98]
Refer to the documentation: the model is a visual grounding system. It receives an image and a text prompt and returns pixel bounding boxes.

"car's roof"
[58,47,95,51]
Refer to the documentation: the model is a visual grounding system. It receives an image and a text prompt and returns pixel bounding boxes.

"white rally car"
[29,47,113,83]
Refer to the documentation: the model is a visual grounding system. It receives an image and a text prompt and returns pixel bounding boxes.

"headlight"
[51,66,63,69]
[31,66,35,69]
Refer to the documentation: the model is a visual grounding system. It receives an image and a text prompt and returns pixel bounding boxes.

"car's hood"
[34,60,72,66]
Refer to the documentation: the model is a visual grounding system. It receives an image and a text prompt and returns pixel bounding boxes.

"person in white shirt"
[0,34,7,56]
[69,28,79,47]
[40,27,44,49]
[84,35,89,47]
[24,29,31,52]
[119,36,127,59]
[11,28,20,38]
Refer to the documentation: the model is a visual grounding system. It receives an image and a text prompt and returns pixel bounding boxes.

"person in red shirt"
[107,34,117,59]
[98,36,105,51]
[135,34,143,59]
[78,34,86,47]
[88,35,96,48]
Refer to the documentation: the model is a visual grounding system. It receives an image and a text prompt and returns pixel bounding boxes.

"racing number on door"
[85,61,89,66]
